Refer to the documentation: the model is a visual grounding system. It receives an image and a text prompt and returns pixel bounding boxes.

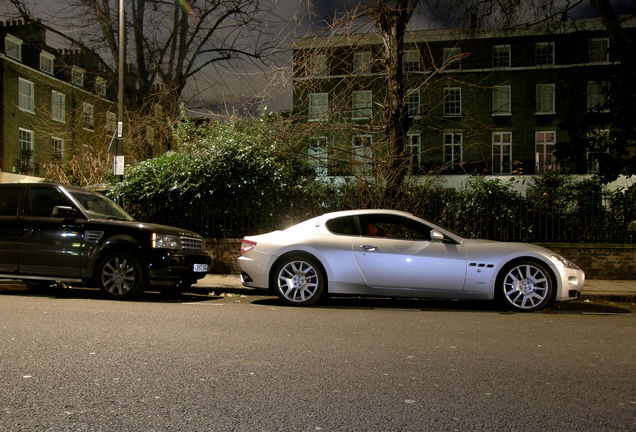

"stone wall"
[207,238,636,280]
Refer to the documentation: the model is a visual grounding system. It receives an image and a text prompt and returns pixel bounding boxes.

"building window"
[443,47,461,70]
[492,85,511,116]
[106,111,117,134]
[5,34,22,61]
[492,45,510,68]
[308,93,329,121]
[536,83,555,114]
[82,102,94,130]
[307,54,328,76]
[535,131,556,173]
[18,78,34,113]
[40,52,55,75]
[72,66,85,87]
[443,87,461,116]
[353,51,372,74]
[18,128,34,170]
[492,132,512,174]
[352,135,372,176]
[405,88,420,116]
[407,134,421,171]
[586,129,610,173]
[443,133,463,166]
[589,38,609,63]
[95,77,107,96]
[52,137,64,159]
[535,42,554,65]
[51,91,65,123]
[308,136,328,177]
[403,50,421,72]
[587,81,609,112]
[352,90,372,120]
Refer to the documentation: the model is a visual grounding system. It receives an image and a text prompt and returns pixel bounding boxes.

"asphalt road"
[0,286,634,432]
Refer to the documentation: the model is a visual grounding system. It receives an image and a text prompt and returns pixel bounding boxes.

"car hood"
[462,238,553,256]
[88,219,203,238]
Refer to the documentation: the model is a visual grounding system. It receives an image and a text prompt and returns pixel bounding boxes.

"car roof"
[318,209,416,220]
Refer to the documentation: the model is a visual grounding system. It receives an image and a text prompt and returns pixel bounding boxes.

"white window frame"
[492,132,512,174]
[492,44,511,68]
[535,42,555,66]
[353,51,372,74]
[352,134,373,176]
[535,131,556,173]
[492,85,511,116]
[308,93,329,122]
[352,90,373,120]
[535,83,555,115]
[95,77,107,96]
[443,87,462,116]
[5,34,22,61]
[588,38,609,63]
[405,88,420,117]
[586,81,609,112]
[51,90,65,123]
[40,51,55,75]
[82,102,94,130]
[407,134,422,170]
[18,78,35,114]
[308,136,329,177]
[307,54,328,76]
[443,132,463,166]
[443,47,461,70]
[403,50,421,72]
[18,128,34,166]
[52,136,64,159]
[72,66,85,87]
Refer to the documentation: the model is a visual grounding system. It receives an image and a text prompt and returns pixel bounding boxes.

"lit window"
[536,83,555,114]
[586,81,609,112]
[492,45,510,68]
[535,131,556,173]
[443,133,463,166]
[52,137,64,159]
[82,102,94,130]
[407,134,422,171]
[72,66,85,87]
[352,135,372,176]
[40,52,55,75]
[443,87,461,116]
[18,128,34,171]
[308,93,329,121]
[492,132,512,174]
[353,51,372,74]
[443,47,461,70]
[589,38,609,63]
[403,50,421,72]
[51,91,65,123]
[5,35,22,61]
[308,136,328,177]
[352,90,373,119]
[95,77,107,96]
[18,78,34,113]
[535,42,554,65]
[492,85,511,116]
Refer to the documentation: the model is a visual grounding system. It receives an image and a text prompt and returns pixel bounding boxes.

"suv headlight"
[152,233,181,250]
[550,254,580,270]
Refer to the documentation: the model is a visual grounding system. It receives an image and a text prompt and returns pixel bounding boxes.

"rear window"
[326,216,358,236]
[0,188,20,216]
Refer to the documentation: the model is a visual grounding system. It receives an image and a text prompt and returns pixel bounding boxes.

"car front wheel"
[274,255,325,306]
[498,261,553,311]
[98,252,145,299]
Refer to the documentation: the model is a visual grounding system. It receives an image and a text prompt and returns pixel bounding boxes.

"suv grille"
[181,236,203,252]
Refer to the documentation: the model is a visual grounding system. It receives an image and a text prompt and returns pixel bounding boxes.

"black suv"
[0,183,211,298]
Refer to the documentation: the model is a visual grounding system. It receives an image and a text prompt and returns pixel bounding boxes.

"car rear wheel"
[499,261,553,311]
[98,252,145,299]
[274,255,325,306]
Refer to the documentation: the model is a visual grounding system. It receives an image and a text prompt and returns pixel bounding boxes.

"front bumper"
[555,267,586,301]
[146,250,212,286]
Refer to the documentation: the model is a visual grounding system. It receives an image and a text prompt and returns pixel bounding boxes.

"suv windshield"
[68,190,135,221]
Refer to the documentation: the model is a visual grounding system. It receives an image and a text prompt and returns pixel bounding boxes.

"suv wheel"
[98,252,145,299]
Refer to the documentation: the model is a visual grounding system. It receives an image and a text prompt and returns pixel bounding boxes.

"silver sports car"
[238,209,585,311]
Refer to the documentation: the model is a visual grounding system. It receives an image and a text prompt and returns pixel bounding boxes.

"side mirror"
[430,229,445,242]
[52,205,78,219]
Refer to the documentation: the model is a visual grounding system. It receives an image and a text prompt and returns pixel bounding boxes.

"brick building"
[0,19,116,177]
[292,16,635,185]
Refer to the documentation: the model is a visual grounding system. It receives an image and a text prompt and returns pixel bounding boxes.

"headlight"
[152,233,181,250]
[550,254,580,270]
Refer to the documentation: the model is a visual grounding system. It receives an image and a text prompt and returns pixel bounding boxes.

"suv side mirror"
[430,229,446,242]
[52,205,78,219]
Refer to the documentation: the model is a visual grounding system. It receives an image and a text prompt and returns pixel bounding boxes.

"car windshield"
[68,190,135,221]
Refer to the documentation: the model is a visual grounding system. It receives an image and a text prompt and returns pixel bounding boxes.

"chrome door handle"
[360,244,377,251]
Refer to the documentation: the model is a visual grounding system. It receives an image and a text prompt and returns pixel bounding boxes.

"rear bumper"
[146,250,212,286]
[237,253,271,289]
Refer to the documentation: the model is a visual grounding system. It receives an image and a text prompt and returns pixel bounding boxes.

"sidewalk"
[196,274,636,300]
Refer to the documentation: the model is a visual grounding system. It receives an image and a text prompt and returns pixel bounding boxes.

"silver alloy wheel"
[101,256,137,296]
[277,260,320,303]
[502,263,550,310]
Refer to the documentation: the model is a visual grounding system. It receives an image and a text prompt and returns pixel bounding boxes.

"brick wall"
[207,238,636,280]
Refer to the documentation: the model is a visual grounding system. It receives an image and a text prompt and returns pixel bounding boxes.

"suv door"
[19,185,87,278]
[0,186,23,273]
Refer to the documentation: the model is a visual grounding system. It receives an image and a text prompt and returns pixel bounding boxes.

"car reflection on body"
[238,209,585,311]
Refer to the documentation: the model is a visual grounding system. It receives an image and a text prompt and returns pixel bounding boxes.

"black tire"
[97,251,145,299]
[497,260,553,312]
[273,255,325,306]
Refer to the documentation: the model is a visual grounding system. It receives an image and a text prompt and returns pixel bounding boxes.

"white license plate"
[193,264,208,272]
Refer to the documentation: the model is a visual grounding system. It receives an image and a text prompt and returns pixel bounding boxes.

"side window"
[326,216,358,236]
[360,214,431,241]
[29,187,71,217]
[0,188,20,216]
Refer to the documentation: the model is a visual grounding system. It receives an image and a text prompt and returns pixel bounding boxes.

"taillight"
[240,240,257,254]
